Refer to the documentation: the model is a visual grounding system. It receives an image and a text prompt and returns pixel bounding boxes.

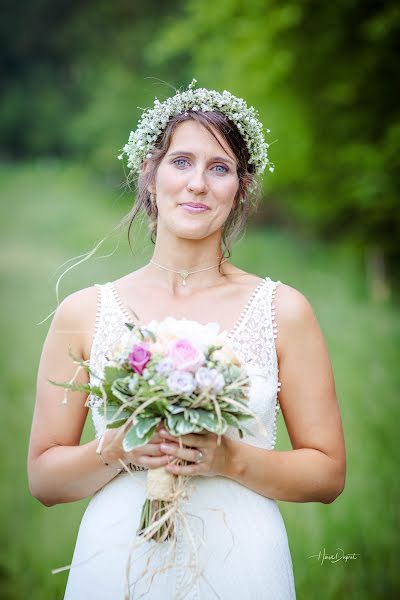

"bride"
[28,80,346,599]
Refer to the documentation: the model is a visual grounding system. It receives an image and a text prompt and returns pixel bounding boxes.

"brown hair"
[119,110,261,271]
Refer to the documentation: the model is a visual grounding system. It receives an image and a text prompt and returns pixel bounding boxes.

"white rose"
[212,344,242,367]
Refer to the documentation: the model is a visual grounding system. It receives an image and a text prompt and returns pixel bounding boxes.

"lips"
[180,203,209,209]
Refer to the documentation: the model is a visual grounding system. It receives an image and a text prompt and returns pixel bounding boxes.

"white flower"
[195,367,225,392]
[155,357,174,375]
[117,79,275,176]
[167,370,196,394]
[212,344,242,367]
[146,316,222,352]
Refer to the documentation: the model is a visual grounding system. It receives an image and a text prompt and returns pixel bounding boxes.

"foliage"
[150,0,400,283]
[2,0,399,283]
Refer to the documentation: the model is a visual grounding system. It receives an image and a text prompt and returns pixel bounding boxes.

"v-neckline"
[108,276,269,341]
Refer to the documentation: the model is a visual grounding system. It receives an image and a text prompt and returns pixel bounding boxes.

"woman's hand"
[99,423,172,471]
[158,427,231,477]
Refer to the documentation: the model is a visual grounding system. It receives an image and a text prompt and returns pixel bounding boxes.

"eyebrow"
[167,150,236,166]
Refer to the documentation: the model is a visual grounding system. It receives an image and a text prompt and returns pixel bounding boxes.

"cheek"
[217,177,239,205]
[156,165,183,192]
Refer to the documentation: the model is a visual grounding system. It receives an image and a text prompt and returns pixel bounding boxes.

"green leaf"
[149,398,169,414]
[122,421,159,452]
[221,411,241,428]
[47,379,92,394]
[97,404,132,427]
[104,366,129,383]
[166,404,186,415]
[166,414,198,435]
[195,409,225,433]
[88,385,103,397]
[185,409,201,424]
[135,416,161,438]
[110,376,138,402]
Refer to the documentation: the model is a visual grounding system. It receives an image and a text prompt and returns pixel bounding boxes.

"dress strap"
[229,277,280,369]
[87,282,122,410]
[269,279,282,447]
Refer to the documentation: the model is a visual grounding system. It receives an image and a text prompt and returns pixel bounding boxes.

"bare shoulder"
[273,282,322,355]
[50,284,98,361]
[274,282,315,321]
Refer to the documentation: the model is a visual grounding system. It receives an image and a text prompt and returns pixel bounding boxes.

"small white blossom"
[117,79,275,176]
[155,357,174,375]
[167,370,196,394]
[195,367,225,392]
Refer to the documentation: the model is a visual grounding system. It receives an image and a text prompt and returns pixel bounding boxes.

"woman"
[28,80,346,599]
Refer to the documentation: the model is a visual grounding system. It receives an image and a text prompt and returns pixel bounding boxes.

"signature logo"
[308,547,360,565]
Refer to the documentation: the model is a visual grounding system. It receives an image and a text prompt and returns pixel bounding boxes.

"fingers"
[159,430,205,448]
[165,461,200,475]
[143,443,166,456]
[160,441,203,464]
[127,443,164,462]
[151,433,168,444]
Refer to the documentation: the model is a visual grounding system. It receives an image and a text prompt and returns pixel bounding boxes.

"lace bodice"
[88,276,282,451]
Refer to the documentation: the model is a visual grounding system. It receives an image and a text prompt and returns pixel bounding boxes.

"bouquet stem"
[136,465,179,543]
[136,498,175,542]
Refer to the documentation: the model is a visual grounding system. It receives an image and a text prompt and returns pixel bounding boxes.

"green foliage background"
[2,0,399,286]
[1,1,399,598]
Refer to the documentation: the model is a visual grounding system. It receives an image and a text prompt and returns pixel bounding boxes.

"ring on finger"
[195,450,204,464]
[164,445,204,464]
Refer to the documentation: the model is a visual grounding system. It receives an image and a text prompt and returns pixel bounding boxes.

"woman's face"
[150,119,240,240]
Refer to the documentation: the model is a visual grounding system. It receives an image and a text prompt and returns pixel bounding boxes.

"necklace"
[150,258,228,286]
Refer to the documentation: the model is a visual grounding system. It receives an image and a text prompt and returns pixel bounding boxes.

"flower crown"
[118,79,275,176]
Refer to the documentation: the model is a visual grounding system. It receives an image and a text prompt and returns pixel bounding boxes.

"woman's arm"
[27,288,122,506]
[28,287,171,507]
[223,283,346,503]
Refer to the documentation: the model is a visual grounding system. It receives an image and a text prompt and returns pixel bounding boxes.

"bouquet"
[50,316,262,544]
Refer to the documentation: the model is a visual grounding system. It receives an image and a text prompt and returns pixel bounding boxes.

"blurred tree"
[1,0,399,290]
[0,0,182,165]
[149,0,400,291]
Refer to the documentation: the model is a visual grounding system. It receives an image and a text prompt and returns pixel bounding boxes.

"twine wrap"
[145,466,175,501]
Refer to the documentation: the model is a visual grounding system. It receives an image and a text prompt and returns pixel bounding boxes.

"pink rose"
[128,343,151,375]
[168,339,205,372]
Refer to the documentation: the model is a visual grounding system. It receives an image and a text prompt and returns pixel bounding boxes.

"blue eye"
[214,164,229,174]
[173,158,189,168]
[172,158,229,173]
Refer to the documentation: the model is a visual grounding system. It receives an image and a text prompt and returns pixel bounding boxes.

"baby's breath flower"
[118,79,275,176]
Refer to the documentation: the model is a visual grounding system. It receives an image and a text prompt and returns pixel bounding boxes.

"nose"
[186,167,208,195]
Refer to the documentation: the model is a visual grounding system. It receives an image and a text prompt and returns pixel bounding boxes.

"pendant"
[179,270,189,286]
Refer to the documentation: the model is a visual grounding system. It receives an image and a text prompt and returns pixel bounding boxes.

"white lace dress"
[63,277,296,600]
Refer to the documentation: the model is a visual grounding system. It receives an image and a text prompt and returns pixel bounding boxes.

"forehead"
[168,119,235,161]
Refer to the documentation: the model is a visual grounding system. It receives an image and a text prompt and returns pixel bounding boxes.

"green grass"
[0,161,398,599]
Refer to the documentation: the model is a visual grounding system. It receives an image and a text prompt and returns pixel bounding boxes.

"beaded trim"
[93,284,102,340]
[270,280,282,448]
[108,282,134,322]
[226,277,268,340]
[86,284,103,410]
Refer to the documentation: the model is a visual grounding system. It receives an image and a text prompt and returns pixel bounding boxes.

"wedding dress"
[63,276,296,599]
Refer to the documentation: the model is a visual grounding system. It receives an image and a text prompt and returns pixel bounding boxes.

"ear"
[147,183,156,195]
[142,159,156,194]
